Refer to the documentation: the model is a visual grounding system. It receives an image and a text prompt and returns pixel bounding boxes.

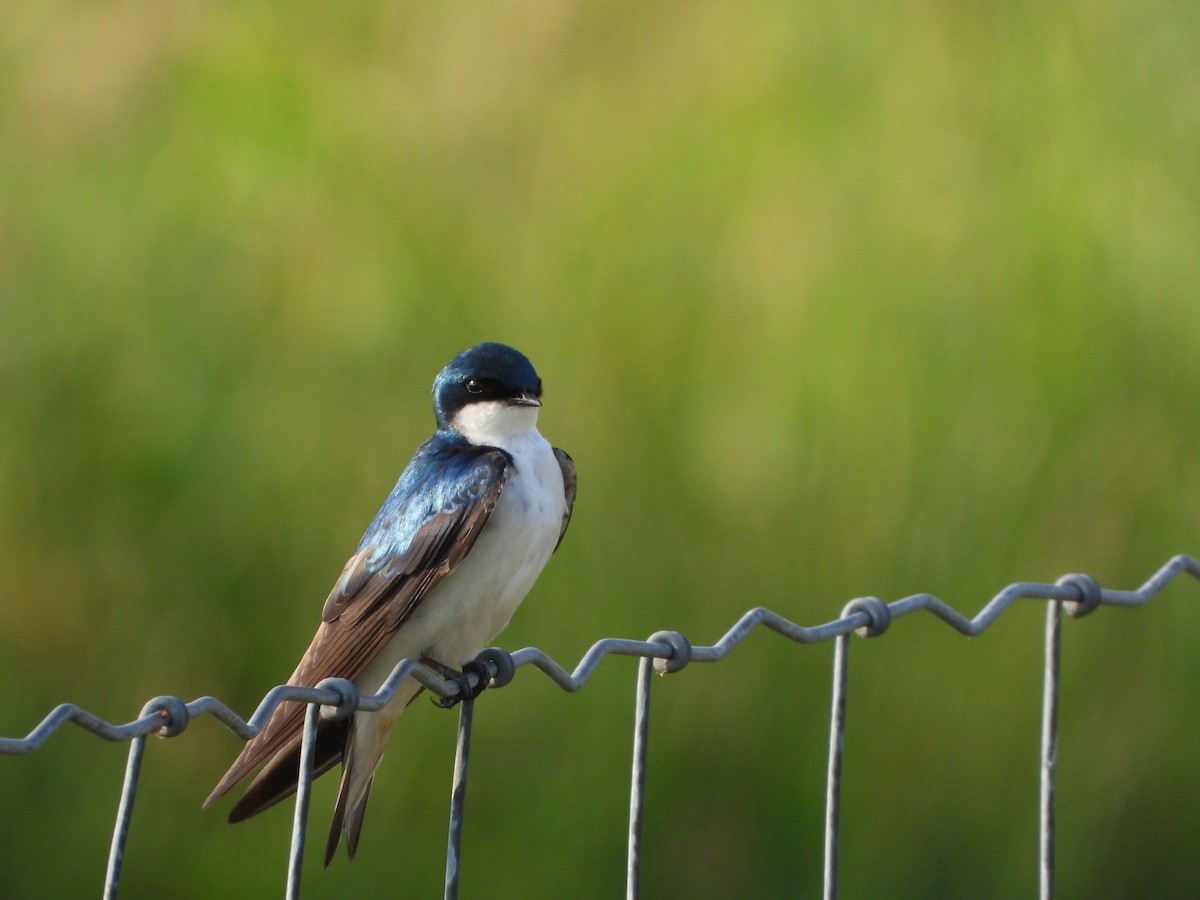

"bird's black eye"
[465,378,484,395]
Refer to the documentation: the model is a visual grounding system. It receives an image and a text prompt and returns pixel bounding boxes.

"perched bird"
[204,342,576,864]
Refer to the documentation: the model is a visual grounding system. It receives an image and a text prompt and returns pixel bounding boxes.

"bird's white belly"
[357,432,565,699]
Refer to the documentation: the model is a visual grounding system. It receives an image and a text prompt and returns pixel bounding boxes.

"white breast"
[357,421,566,695]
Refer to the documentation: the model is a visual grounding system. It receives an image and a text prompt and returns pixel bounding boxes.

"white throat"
[451,400,541,448]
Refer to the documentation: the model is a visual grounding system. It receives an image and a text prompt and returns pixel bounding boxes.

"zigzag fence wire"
[2,553,1198,899]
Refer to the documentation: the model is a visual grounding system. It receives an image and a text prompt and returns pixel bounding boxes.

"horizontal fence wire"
[2,553,1198,898]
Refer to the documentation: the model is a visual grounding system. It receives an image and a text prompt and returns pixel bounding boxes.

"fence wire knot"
[1056,574,1102,619]
[314,678,359,721]
[475,647,517,689]
[842,596,891,637]
[141,696,189,738]
[649,630,691,674]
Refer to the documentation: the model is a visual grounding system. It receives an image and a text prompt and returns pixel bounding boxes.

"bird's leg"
[420,655,492,709]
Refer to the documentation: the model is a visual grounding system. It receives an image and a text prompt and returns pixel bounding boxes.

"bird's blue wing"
[319,438,509,630]
[205,438,508,808]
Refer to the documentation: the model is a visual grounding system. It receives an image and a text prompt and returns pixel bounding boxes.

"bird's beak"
[508,393,542,408]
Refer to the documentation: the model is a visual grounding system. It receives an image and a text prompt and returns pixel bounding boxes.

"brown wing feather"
[553,447,576,551]
[204,452,507,811]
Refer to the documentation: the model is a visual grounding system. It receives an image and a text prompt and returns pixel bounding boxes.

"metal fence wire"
[2,554,1198,899]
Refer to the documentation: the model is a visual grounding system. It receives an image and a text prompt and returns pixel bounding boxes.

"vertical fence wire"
[627,655,655,900]
[286,702,321,900]
[445,697,475,900]
[823,596,889,900]
[824,630,851,900]
[103,735,146,900]
[1040,599,1062,900]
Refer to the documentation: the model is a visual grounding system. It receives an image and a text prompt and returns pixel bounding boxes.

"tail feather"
[325,762,375,866]
[211,668,424,863]
[225,718,350,822]
[323,717,385,865]
[342,775,373,860]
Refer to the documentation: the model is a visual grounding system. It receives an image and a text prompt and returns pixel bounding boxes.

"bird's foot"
[421,656,491,709]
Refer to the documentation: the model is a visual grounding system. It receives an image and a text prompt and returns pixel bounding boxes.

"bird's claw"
[423,657,491,709]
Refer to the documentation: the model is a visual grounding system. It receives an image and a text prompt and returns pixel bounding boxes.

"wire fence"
[2,553,1198,899]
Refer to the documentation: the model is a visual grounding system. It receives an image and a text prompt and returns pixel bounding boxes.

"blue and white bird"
[204,342,576,864]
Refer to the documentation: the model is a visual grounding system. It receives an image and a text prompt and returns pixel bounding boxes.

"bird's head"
[433,342,544,443]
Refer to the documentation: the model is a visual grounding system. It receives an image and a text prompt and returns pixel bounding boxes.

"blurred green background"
[2,2,1199,897]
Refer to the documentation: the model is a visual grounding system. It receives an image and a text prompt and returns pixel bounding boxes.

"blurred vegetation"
[1,1,1198,897]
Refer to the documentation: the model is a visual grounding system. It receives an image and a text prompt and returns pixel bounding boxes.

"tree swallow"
[204,342,576,865]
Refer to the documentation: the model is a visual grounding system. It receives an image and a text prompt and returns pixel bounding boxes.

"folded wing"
[204,442,510,815]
